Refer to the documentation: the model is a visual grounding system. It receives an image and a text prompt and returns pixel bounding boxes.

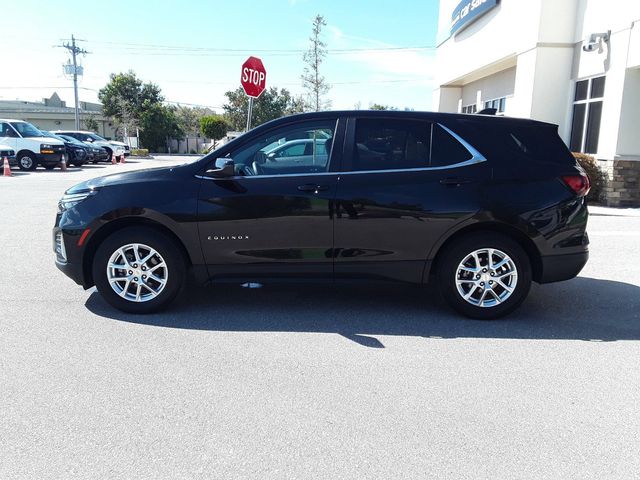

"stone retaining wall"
[598,159,640,207]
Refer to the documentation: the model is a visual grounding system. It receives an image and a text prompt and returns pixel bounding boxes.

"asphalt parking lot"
[1,157,639,479]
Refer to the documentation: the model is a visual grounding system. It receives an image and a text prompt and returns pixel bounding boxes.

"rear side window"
[352,119,474,171]
[353,119,430,171]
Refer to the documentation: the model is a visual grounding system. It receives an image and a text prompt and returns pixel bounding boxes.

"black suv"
[53,111,589,318]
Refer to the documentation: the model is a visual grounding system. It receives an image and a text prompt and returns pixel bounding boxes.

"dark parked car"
[41,131,90,168]
[56,134,108,163]
[54,111,589,318]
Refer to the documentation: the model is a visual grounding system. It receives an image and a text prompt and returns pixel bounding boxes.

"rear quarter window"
[430,124,473,167]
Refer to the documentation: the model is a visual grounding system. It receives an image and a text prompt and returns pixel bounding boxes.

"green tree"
[301,14,331,111]
[200,115,229,145]
[98,71,163,123]
[223,86,305,131]
[370,103,390,110]
[83,114,99,132]
[138,103,183,152]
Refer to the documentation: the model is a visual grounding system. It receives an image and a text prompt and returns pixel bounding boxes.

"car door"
[333,116,489,283]
[197,117,344,281]
[0,122,19,151]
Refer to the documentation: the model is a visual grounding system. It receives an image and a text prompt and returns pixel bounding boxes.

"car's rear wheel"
[17,152,37,171]
[436,232,532,319]
[92,227,186,313]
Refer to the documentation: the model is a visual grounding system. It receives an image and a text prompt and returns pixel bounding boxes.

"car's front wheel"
[436,232,532,319]
[17,152,37,171]
[92,227,186,313]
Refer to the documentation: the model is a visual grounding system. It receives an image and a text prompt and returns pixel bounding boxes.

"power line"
[89,39,436,57]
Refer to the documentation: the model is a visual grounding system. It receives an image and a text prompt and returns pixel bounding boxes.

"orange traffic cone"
[111,153,117,165]
[119,154,125,164]
[2,157,11,177]
[60,155,67,171]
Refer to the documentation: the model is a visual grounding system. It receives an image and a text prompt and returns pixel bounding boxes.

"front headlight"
[58,190,97,212]
[41,144,55,154]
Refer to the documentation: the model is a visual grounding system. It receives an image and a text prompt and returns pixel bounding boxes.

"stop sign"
[241,56,267,98]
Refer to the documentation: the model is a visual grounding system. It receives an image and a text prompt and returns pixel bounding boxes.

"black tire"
[92,227,187,314]
[103,148,112,163]
[44,164,56,170]
[17,152,37,171]
[436,232,532,319]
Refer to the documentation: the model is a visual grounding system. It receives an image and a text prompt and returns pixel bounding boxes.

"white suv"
[0,119,66,170]
[53,130,126,161]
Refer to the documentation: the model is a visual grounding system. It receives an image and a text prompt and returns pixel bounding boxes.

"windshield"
[58,134,83,145]
[88,133,107,142]
[10,122,44,138]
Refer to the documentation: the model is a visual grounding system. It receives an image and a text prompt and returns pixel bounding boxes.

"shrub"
[131,148,149,157]
[572,152,606,203]
[200,115,229,142]
[189,149,197,154]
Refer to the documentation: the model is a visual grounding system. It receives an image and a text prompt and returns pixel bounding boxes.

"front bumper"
[38,152,64,167]
[92,151,109,162]
[53,226,86,287]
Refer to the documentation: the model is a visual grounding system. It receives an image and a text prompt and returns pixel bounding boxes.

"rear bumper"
[538,250,589,284]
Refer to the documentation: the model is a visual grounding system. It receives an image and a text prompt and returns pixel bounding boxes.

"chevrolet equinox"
[54,111,590,319]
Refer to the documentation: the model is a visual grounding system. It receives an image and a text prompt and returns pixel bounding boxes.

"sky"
[0,0,440,113]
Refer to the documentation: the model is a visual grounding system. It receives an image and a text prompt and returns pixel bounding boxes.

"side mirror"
[206,158,235,178]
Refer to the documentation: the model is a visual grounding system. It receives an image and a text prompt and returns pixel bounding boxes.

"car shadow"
[84,277,640,347]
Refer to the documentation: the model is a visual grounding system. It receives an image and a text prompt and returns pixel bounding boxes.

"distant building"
[0,92,117,139]
[434,0,640,206]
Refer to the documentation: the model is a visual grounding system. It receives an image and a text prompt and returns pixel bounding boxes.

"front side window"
[0,122,19,138]
[228,120,336,176]
[570,76,605,153]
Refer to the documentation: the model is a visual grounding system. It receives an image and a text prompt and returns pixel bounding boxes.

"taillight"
[562,174,591,197]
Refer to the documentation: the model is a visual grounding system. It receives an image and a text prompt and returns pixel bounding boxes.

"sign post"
[240,56,267,131]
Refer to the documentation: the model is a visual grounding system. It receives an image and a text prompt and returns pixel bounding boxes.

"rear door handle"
[297,184,329,193]
[439,177,473,186]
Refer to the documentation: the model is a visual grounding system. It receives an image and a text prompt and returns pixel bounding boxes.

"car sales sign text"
[450,0,499,36]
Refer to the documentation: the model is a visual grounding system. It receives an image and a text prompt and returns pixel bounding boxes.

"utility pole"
[59,35,89,129]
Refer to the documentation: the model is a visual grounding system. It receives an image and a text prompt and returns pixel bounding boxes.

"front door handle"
[439,177,473,186]
[297,184,329,193]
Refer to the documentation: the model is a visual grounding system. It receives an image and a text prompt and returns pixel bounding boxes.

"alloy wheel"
[455,248,518,308]
[106,243,168,302]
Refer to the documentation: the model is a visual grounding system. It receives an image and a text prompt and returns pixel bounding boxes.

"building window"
[483,96,507,113]
[461,104,477,114]
[570,76,605,154]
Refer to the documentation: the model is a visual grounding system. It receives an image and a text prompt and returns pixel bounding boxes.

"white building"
[433,0,640,206]
[0,92,117,139]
